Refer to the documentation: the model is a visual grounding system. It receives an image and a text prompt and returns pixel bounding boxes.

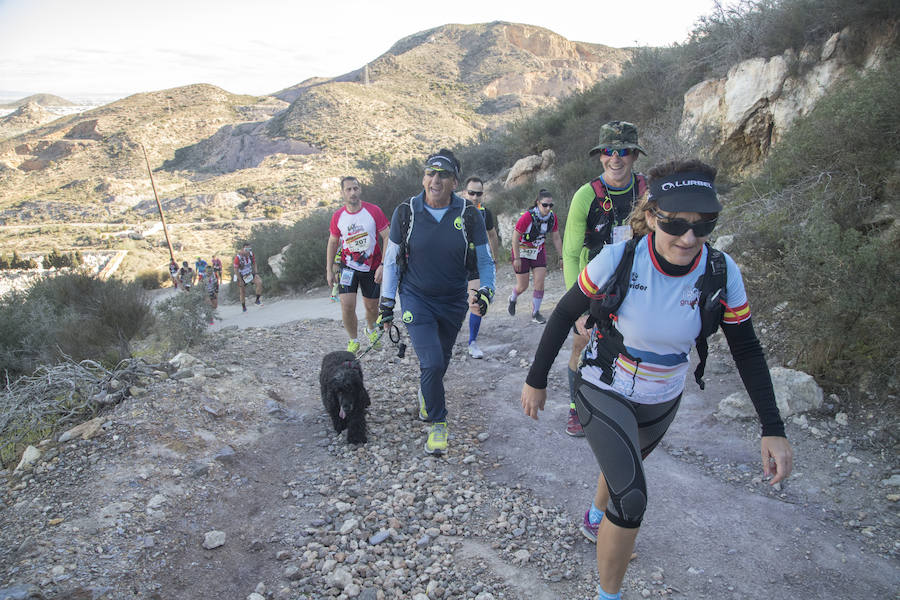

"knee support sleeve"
[574,381,647,529]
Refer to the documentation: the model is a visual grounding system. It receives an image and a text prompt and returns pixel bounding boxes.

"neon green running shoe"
[347,339,360,353]
[425,421,449,455]
[365,327,381,350]
[418,388,429,421]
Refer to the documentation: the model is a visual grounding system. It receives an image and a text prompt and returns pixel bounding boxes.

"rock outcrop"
[504,149,556,188]
[679,25,896,172]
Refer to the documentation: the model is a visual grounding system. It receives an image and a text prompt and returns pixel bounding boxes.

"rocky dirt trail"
[1,268,898,600]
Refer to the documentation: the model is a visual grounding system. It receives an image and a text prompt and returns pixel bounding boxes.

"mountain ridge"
[0,93,76,109]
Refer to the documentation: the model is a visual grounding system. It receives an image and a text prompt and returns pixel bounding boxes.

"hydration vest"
[396,193,479,283]
[236,251,254,276]
[584,174,648,259]
[521,207,554,245]
[583,235,727,390]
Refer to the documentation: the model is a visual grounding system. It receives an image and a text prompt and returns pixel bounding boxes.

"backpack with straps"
[584,235,727,390]
[521,207,554,244]
[584,174,648,259]
[395,194,479,284]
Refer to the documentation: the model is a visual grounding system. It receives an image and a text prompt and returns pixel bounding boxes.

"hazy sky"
[0,0,718,99]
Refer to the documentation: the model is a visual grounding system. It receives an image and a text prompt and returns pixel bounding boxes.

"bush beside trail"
[0,274,153,379]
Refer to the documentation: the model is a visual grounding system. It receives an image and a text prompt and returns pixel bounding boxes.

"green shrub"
[0,274,153,378]
[135,268,167,290]
[43,248,83,269]
[0,292,58,376]
[154,289,214,351]
[0,251,38,270]
[277,209,334,288]
[364,158,427,218]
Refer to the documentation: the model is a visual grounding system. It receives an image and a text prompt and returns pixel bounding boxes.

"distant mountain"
[0,94,76,109]
[0,84,286,221]
[171,22,628,175]
[0,22,630,224]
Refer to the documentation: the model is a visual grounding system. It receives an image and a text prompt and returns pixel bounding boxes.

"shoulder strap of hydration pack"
[396,198,415,284]
[588,235,641,330]
[462,201,479,279]
[692,243,727,389]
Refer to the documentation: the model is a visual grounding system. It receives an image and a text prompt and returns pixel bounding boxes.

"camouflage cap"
[588,120,647,157]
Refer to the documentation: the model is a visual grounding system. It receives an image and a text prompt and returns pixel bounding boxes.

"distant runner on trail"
[463,176,500,359]
[194,256,207,286]
[204,265,219,324]
[233,243,262,312]
[211,256,222,279]
[178,260,194,291]
[521,159,793,600]
[325,176,390,354]
[508,188,562,325]
[168,259,179,289]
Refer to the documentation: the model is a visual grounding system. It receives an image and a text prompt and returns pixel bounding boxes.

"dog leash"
[356,323,406,360]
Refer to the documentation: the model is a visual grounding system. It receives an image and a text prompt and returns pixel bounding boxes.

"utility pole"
[140,143,175,263]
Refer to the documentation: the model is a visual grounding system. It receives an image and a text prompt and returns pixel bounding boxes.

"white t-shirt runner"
[578,235,751,404]
[329,202,390,272]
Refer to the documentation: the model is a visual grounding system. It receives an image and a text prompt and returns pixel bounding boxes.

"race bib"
[612,225,633,245]
[519,246,540,260]
[242,273,255,285]
[346,231,369,253]
[340,268,355,286]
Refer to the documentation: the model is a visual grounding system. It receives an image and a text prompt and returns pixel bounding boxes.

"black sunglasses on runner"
[653,210,717,237]
[466,190,483,197]
[541,202,553,208]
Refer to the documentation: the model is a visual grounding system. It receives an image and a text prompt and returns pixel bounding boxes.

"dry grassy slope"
[0,85,277,219]
[0,102,58,140]
[156,23,630,223]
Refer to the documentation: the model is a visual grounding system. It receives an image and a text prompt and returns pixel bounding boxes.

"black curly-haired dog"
[319,351,370,444]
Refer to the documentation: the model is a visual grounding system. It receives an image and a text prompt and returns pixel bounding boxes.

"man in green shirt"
[561,121,648,436]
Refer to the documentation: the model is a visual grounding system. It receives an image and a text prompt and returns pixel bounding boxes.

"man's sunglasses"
[653,210,717,237]
[540,202,554,208]
[599,148,633,157]
[424,169,454,180]
[466,190,483,197]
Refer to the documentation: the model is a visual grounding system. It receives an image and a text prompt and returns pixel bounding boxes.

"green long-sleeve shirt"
[562,182,596,289]
[562,175,647,289]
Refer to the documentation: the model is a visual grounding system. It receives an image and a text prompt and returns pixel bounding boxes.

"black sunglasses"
[466,190,483,197]
[540,202,554,208]
[653,210,717,237]
[424,169,454,180]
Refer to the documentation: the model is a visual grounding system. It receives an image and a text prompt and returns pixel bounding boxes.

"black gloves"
[376,297,395,329]
[473,286,494,316]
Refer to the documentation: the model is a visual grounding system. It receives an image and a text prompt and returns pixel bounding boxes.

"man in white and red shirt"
[326,176,390,353]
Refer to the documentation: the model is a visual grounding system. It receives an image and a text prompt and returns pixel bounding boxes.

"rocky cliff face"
[678,24,897,173]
